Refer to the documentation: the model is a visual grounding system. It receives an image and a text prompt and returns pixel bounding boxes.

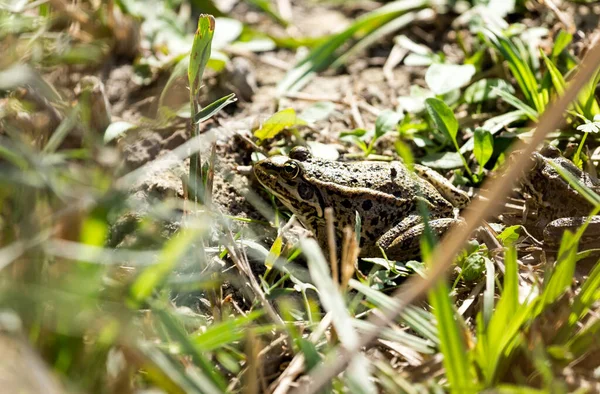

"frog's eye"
[282,161,300,179]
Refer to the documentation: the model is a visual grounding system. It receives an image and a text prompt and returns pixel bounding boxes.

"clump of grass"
[2,1,600,393]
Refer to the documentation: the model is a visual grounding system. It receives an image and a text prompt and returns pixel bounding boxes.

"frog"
[519,145,600,248]
[253,146,470,261]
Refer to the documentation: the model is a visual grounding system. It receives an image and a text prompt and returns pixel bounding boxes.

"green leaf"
[483,28,546,113]
[497,225,522,246]
[420,151,464,170]
[425,63,476,95]
[189,15,216,98]
[194,93,237,124]
[158,54,189,110]
[551,30,572,58]
[103,121,137,144]
[425,97,458,141]
[463,78,515,104]
[492,87,539,121]
[473,128,494,169]
[254,108,307,140]
[299,101,336,123]
[375,109,403,138]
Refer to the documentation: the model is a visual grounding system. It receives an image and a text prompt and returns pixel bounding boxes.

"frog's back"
[303,159,447,204]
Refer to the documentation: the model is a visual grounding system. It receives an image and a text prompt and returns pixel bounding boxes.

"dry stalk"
[340,228,358,291]
[325,208,338,286]
[294,35,600,394]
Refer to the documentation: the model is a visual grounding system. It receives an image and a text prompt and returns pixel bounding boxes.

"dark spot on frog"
[298,183,314,200]
[390,167,397,177]
[341,199,352,209]
[370,217,379,226]
[362,200,373,211]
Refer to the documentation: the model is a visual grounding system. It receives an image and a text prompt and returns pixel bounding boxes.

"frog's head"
[254,146,325,219]
[523,145,587,203]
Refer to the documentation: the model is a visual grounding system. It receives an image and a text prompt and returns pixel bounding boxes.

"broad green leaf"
[497,225,522,246]
[193,93,237,124]
[473,128,494,169]
[189,15,216,98]
[425,97,458,141]
[420,151,464,170]
[159,54,189,109]
[375,109,403,138]
[103,121,137,144]
[299,101,336,123]
[254,108,307,140]
[425,63,476,95]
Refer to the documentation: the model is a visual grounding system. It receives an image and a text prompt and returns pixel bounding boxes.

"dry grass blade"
[296,38,600,394]
[325,207,338,285]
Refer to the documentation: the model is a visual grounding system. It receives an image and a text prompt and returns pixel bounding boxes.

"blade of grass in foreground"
[300,238,376,394]
[420,222,475,393]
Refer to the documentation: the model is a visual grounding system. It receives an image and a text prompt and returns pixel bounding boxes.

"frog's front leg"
[377,216,464,261]
[414,164,470,208]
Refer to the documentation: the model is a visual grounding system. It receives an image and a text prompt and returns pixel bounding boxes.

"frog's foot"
[378,218,465,261]
[543,216,600,249]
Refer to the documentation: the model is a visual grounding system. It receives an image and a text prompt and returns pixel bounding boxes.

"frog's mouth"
[254,160,320,217]
[254,161,294,200]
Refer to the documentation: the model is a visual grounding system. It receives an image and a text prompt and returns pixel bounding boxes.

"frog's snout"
[254,160,275,177]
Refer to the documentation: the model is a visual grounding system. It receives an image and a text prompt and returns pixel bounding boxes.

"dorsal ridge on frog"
[254,146,469,261]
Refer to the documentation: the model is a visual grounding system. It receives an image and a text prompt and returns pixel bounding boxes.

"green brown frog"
[254,146,469,261]
[520,145,600,248]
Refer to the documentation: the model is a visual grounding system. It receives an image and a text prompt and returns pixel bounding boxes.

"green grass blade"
[350,279,439,344]
[153,307,228,392]
[277,0,428,94]
[300,238,376,393]
[492,87,539,121]
[188,15,215,98]
[194,93,237,124]
[129,228,205,306]
[420,228,474,392]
